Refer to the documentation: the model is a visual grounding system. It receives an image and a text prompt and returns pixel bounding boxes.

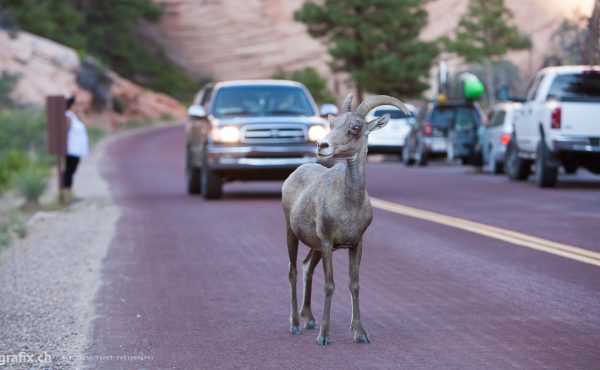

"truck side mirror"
[319,103,339,117]
[188,105,207,119]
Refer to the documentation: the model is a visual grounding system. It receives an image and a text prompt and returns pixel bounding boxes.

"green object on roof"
[463,77,484,99]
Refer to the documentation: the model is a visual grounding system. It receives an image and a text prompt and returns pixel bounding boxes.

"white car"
[483,102,522,174]
[366,104,416,158]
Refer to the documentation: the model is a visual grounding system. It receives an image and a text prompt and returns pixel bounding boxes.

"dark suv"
[403,100,482,166]
[185,80,330,199]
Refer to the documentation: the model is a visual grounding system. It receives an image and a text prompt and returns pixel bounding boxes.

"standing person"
[468,110,488,174]
[62,95,89,202]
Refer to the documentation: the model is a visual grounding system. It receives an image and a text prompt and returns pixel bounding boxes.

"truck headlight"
[213,126,240,143]
[308,125,327,142]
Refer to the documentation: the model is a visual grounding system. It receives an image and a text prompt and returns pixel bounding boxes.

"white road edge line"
[370,197,600,268]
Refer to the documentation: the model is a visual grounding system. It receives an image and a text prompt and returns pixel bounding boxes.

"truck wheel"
[490,159,504,174]
[505,140,530,181]
[186,147,201,194]
[416,142,428,166]
[535,142,558,188]
[403,144,415,166]
[202,164,223,199]
[563,161,578,174]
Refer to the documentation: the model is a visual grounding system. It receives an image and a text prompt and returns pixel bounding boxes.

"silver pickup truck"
[185,80,333,199]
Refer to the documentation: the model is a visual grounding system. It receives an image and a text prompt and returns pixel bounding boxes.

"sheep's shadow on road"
[220,191,282,200]
[554,180,600,190]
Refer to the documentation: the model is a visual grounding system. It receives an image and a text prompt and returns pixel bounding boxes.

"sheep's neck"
[344,145,367,203]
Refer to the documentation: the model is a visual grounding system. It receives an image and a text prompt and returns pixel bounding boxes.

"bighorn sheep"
[282,94,410,345]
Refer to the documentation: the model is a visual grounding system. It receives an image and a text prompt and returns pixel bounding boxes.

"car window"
[547,72,600,102]
[453,108,477,132]
[429,107,454,129]
[527,74,544,101]
[373,109,413,119]
[492,110,506,127]
[211,85,315,117]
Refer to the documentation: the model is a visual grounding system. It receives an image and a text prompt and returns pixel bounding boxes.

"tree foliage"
[0,0,197,100]
[273,67,336,104]
[443,0,529,63]
[294,0,438,99]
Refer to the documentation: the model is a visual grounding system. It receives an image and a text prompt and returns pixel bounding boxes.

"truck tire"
[201,164,223,199]
[490,159,504,174]
[416,141,428,166]
[563,161,578,174]
[186,147,201,194]
[403,144,415,166]
[505,140,530,181]
[534,142,558,188]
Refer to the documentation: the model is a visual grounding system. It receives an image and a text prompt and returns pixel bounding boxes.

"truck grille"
[241,124,307,144]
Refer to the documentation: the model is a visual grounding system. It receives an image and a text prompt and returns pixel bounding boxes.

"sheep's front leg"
[301,249,321,329]
[287,227,301,334]
[317,240,334,345]
[349,239,370,343]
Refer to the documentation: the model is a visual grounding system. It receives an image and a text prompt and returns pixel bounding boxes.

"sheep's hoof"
[290,326,302,335]
[353,334,370,344]
[304,320,318,330]
[316,335,330,345]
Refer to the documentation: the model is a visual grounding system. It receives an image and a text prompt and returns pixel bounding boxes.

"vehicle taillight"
[551,107,561,129]
[423,122,433,136]
[500,134,511,145]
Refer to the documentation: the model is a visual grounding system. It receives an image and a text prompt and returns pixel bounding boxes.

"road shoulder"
[0,129,122,368]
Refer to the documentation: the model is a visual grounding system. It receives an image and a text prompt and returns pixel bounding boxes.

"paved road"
[87,125,600,369]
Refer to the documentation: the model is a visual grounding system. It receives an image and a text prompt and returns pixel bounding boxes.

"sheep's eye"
[349,125,361,135]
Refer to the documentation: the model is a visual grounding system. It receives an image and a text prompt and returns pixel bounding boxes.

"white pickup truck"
[506,65,600,187]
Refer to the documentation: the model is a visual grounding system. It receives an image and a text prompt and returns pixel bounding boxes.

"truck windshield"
[547,72,600,102]
[212,85,316,117]
[429,106,480,131]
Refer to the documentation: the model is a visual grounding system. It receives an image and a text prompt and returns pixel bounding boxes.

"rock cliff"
[0,30,186,127]
[145,0,593,95]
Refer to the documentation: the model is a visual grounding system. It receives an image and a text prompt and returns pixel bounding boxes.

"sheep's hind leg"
[317,240,334,345]
[301,249,321,329]
[349,239,370,343]
[287,227,301,334]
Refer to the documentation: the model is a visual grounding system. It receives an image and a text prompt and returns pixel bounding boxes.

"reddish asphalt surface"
[87,125,600,369]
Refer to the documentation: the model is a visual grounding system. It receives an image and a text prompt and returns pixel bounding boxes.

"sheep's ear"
[364,114,390,135]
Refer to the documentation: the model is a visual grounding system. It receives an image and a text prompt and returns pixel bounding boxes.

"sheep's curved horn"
[341,94,353,113]
[355,95,411,117]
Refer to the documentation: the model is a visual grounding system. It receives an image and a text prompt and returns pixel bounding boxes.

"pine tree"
[294,0,438,100]
[443,0,529,104]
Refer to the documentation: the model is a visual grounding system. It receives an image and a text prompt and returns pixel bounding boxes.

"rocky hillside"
[144,0,593,96]
[0,30,186,127]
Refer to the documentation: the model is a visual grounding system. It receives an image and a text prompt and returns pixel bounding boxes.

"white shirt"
[65,110,89,157]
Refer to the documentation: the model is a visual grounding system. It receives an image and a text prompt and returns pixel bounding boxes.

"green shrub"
[0,225,11,248]
[12,164,49,208]
[0,71,21,110]
[273,67,336,105]
[8,210,27,238]
[0,150,30,193]
[0,109,47,158]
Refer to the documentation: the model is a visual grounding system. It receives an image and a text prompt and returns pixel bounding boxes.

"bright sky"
[543,0,594,16]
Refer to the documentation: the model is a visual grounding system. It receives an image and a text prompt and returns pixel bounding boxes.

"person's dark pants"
[63,155,80,189]
[470,146,483,167]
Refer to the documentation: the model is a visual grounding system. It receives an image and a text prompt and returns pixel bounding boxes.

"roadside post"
[46,95,67,204]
